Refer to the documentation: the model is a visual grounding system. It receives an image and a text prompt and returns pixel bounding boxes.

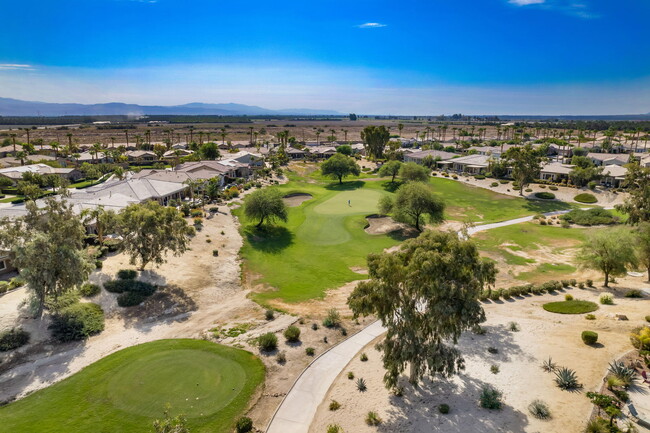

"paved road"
[264,207,593,432]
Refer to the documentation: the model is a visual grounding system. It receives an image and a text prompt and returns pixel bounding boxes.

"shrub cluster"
[49,303,105,342]
[535,192,556,200]
[79,283,101,298]
[0,277,26,295]
[116,269,137,280]
[479,385,503,410]
[283,325,301,343]
[480,279,574,301]
[104,278,157,307]
[258,332,278,352]
[0,327,30,352]
[560,208,617,226]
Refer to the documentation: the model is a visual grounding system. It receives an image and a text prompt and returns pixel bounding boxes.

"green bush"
[283,325,301,342]
[322,308,341,328]
[347,371,355,379]
[490,182,499,187]
[586,279,593,287]
[581,330,598,345]
[265,309,275,320]
[326,424,342,433]
[117,291,147,307]
[258,332,278,352]
[49,303,105,342]
[235,417,253,433]
[646,315,650,323]
[438,404,450,414]
[360,352,368,362]
[479,385,503,409]
[561,208,617,226]
[190,209,203,218]
[574,193,597,203]
[585,314,596,320]
[549,186,558,191]
[305,347,315,356]
[0,328,30,352]
[79,283,101,298]
[329,400,341,411]
[528,399,551,419]
[117,269,137,280]
[474,174,486,180]
[365,411,382,426]
[624,289,643,298]
[103,279,130,293]
[565,294,573,301]
[599,294,613,305]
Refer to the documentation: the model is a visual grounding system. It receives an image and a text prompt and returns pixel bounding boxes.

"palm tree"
[315,130,321,145]
[90,142,103,162]
[124,130,129,147]
[49,141,60,157]
[145,130,151,147]
[397,123,404,137]
[110,136,115,148]
[249,126,254,144]
[23,128,30,145]
[9,133,17,152]
[341,129,349,143]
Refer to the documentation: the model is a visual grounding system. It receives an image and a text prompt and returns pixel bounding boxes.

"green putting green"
[0,339,265,433]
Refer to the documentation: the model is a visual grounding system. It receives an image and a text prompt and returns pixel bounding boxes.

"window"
[0,261,6,270]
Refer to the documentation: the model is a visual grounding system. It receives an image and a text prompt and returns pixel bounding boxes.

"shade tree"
[379,182,444,231]
[320,153,361,184]
[244,188,288,228]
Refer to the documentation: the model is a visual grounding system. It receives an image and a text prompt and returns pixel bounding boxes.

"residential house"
[601,165,627,188]
[404,149,456,165]
[439,154,491,174]
[539,162,573,182]
[0,164,83,183]
[126,150,158,164]
[588,153,630,167]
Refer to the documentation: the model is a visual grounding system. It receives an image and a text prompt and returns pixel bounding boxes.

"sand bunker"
[282,193,313,207]
[365,215,408,235]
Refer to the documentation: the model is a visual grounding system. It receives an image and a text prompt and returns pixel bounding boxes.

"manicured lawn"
[237,180,403,304]
[0,339,264,433]
[428,177,575,223]
[543,300,599,314]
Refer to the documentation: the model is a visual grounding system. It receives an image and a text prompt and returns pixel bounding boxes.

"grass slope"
[429,177,575,223]
[0,339,264,433]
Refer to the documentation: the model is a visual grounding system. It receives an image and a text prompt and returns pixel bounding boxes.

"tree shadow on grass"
[244,225,294,254]
[523,199,573,214]
[324,180,366,191]
[382,180,404,193]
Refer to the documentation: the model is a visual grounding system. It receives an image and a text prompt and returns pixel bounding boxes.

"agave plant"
[356,377,367,392]
[541,357,557,373]
[554,367,581,390]
[608,361,637,387]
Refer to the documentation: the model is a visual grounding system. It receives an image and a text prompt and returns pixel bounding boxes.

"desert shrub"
[265,309,275,320]
[473,325,487,335]
[365,411,382,426]
[630,326,650,351]
[117,291,147,307]
[479,385,503,410]
[117,269,137,280]
[235,417,253,433]
[574,193,597,203]
[624,289,643,298]
[565,294,573,301]
[45,291,81,312]
[525,188,533,193]
[190,209,203,218]
[329,400,341,411]
[276,351,286,364]
[585,314,596,320]
[258,332,278,352]
[599,294,613,305]
[554,367,581,390]
[586,279,593,287]
[212,249,219,256]
[499,179,509,184]
[539,184,546,188]
[489,289,502,301]
[326,424,342,433]
[305,347,315,356]
[490,364,500,374]
[347,371,354,380]
[561,280,570,288]
[79,283,101,298]
[608,361,637,387]
[474,174,486,180]
[561,208,617,226]
[549,185,558,191]
[508,322,520,332]
[103,279,130,293]
[646,316,650,323]
[322,308,341,328]
[49,303,105,342]
[528,399,551,419]
[360,352,368,362]
[578,282,585,289]
[535,192,555,200]
[490,182,499,187]
[541,357,557,372]
[581,331,599,345]
[193,217,203,226]
[0,328,30,352]
[283,325,301,342]
[392,386,404,397]
[311,323,318,330]
[356,377,367,392]
[95,260,103,269]
[438,404,450,414]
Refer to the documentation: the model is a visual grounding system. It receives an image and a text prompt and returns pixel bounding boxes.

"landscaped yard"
[0,339,265,433]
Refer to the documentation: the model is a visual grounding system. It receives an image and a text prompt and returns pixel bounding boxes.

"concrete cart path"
[266,206,607,432]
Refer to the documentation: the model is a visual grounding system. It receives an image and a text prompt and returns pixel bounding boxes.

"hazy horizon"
[1,0,649,115]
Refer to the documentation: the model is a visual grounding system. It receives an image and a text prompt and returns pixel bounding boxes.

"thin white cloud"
[0,64,35,71]
[509,0,545,5]
[357,22,387,29]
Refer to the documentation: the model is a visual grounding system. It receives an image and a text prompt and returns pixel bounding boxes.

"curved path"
[265,208,581,433]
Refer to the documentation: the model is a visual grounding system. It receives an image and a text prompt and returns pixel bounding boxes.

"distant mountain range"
[0,97,343,117]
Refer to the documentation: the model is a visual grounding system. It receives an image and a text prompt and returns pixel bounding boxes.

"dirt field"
[310,279,650,433]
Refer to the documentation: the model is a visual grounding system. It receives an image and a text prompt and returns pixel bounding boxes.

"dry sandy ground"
[447,174,627,207]
[310,280,650,433]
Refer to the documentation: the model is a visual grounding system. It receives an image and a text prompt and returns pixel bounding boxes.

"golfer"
[348,199,351,206]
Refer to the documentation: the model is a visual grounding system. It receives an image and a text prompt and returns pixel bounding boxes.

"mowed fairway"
[238,180,401,304]
[0,340,264,433]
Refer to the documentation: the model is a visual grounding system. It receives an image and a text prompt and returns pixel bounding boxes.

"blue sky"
[1,0,649,114]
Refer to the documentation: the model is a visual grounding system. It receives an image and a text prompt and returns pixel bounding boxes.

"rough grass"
[429,177,575,223]
[543,300,599,314]
[0,339,265,433]
[516,263,577,283]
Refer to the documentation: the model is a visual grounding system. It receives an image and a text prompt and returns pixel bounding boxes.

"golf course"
[0,340,265,433]
[238,170,577,305]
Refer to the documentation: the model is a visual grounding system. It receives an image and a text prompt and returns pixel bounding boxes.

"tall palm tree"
[220,128,228,149]
[124,130,129,147]
[341,129,349,142]
[9,133,17,152]
[397,123,404,137]
[23,128,30,145]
